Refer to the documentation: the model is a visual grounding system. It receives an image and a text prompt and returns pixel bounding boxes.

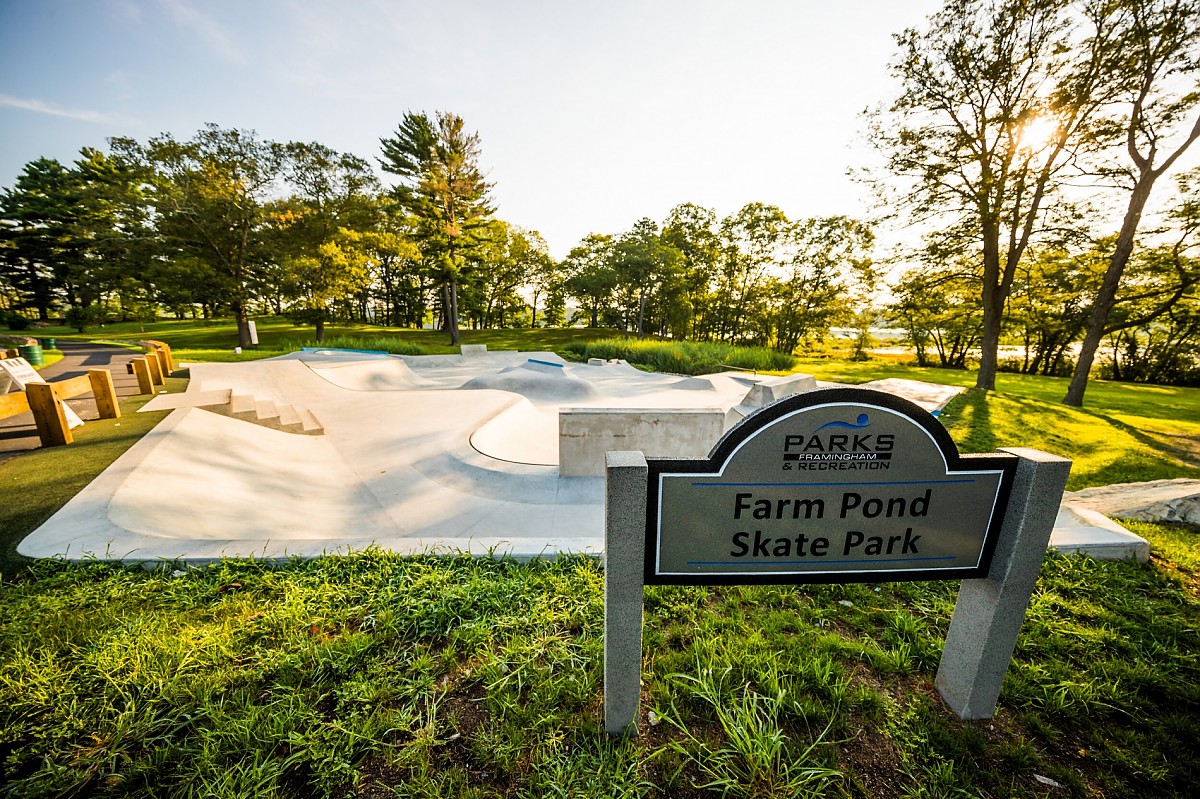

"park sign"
[645,387,1017,584]
[604,388,1070,733]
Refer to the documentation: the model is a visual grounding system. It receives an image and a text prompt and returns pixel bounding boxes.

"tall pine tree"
[379,112,493,345]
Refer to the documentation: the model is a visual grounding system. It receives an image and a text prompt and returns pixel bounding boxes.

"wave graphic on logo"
[815,413,870,432]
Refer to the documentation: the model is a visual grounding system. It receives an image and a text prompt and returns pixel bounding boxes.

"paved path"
[0,342,145,464]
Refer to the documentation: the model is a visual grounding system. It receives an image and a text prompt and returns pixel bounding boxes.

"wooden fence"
[0,369,121,447]
[1,339,176,448]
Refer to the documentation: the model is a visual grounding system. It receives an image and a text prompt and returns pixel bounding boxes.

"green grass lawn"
[795,356,1200,491]
[1,528,1195,798]
[1,331,1198,797]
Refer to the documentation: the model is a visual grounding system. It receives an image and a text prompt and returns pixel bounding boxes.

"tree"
[379,111,494,345]
[1063,0,1200,405]
[870,0,1112,391]
[117,125,288,348]
[768,216,875,354]
[521,231,560,328]
[889,256,985,369]
[0,158,76,320]
[563,234,617,328]
[662,203,722,340]
[609,218,683,339]
[714,203,791,344]
[469,221,548,328]
[1007,246,1098,376]
[69,147,157,318]
[352,198,422,327]
[275,142,380,341]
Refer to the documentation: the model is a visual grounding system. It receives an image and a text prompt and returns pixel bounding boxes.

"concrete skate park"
[17,347,1155,564]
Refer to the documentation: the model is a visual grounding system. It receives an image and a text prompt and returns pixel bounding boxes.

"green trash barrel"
[38,337,57,350]
[18,344,43,366]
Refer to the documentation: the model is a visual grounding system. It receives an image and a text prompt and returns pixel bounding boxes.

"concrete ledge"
[139,389,233,412]
[559,407,725,477]
[1050,504,1151,562]
[460,344,488,356]
[740,373,818,408]
[1064,479,1200,526]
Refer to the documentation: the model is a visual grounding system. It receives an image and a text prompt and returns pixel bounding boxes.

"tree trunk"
[233,301,252,349]
[636,290,648,340]
[447,280,461,346]
[975,234,1005,391]
[315,316,326,344]
[1064,173,1157,406]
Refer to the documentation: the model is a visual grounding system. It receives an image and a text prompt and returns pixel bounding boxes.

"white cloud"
[0,94,111,123]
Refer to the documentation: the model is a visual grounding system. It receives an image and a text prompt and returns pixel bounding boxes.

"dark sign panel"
[646,388,1016,585]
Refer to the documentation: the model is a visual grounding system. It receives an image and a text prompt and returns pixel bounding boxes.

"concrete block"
[559,407,725,477]
[295,407,324,436]
[739,373,818,408]
[523,358,566,374]
[139,389,232,413]
[936,448,1071,720]
[277,403,302,430]
[1051,505,1150,562]
[254,399,280,427]
[604,450,647,736]
[228,393,256,418]
[460,344,488,356]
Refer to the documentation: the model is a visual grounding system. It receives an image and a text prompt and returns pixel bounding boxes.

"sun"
[1018,116,1059,153]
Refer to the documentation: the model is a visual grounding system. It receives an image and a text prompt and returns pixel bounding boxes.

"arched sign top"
[645,387,1017,585]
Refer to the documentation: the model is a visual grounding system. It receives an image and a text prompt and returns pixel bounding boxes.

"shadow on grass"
[942,388,996,454]
[1091,411,1200,470]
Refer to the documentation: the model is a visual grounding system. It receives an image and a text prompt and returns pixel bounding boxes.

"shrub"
[4,312,31,331]
[64,305,91,333]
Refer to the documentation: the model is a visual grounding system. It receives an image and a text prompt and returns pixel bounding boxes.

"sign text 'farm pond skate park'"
[646,388,1018,584]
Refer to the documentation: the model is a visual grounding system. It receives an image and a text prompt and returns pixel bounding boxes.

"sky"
[2,0,948,257]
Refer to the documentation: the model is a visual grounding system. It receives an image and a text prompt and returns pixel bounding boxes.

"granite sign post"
[603,387,1070,735]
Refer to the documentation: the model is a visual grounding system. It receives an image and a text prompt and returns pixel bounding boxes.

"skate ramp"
[108,408,392,540]
[306,357,434,391]
[29,349,1070,565]
[469,397,559,466]
[461,360,600,403]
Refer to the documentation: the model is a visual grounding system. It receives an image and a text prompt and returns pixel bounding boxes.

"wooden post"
[158,343,175,374]
[27,382,72,447]
[88,368,121,420]
[151,346,170,377]
[132,357,154,395]
[145,351,164,385]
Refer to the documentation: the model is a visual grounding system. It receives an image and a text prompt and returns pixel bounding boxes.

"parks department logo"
[781,413,894,471]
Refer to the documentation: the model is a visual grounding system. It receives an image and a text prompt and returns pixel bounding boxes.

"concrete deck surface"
[15,350,1150,565]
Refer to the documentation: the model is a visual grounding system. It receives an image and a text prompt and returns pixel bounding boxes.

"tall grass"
[563,338,796,375]
[279,336,430,356]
